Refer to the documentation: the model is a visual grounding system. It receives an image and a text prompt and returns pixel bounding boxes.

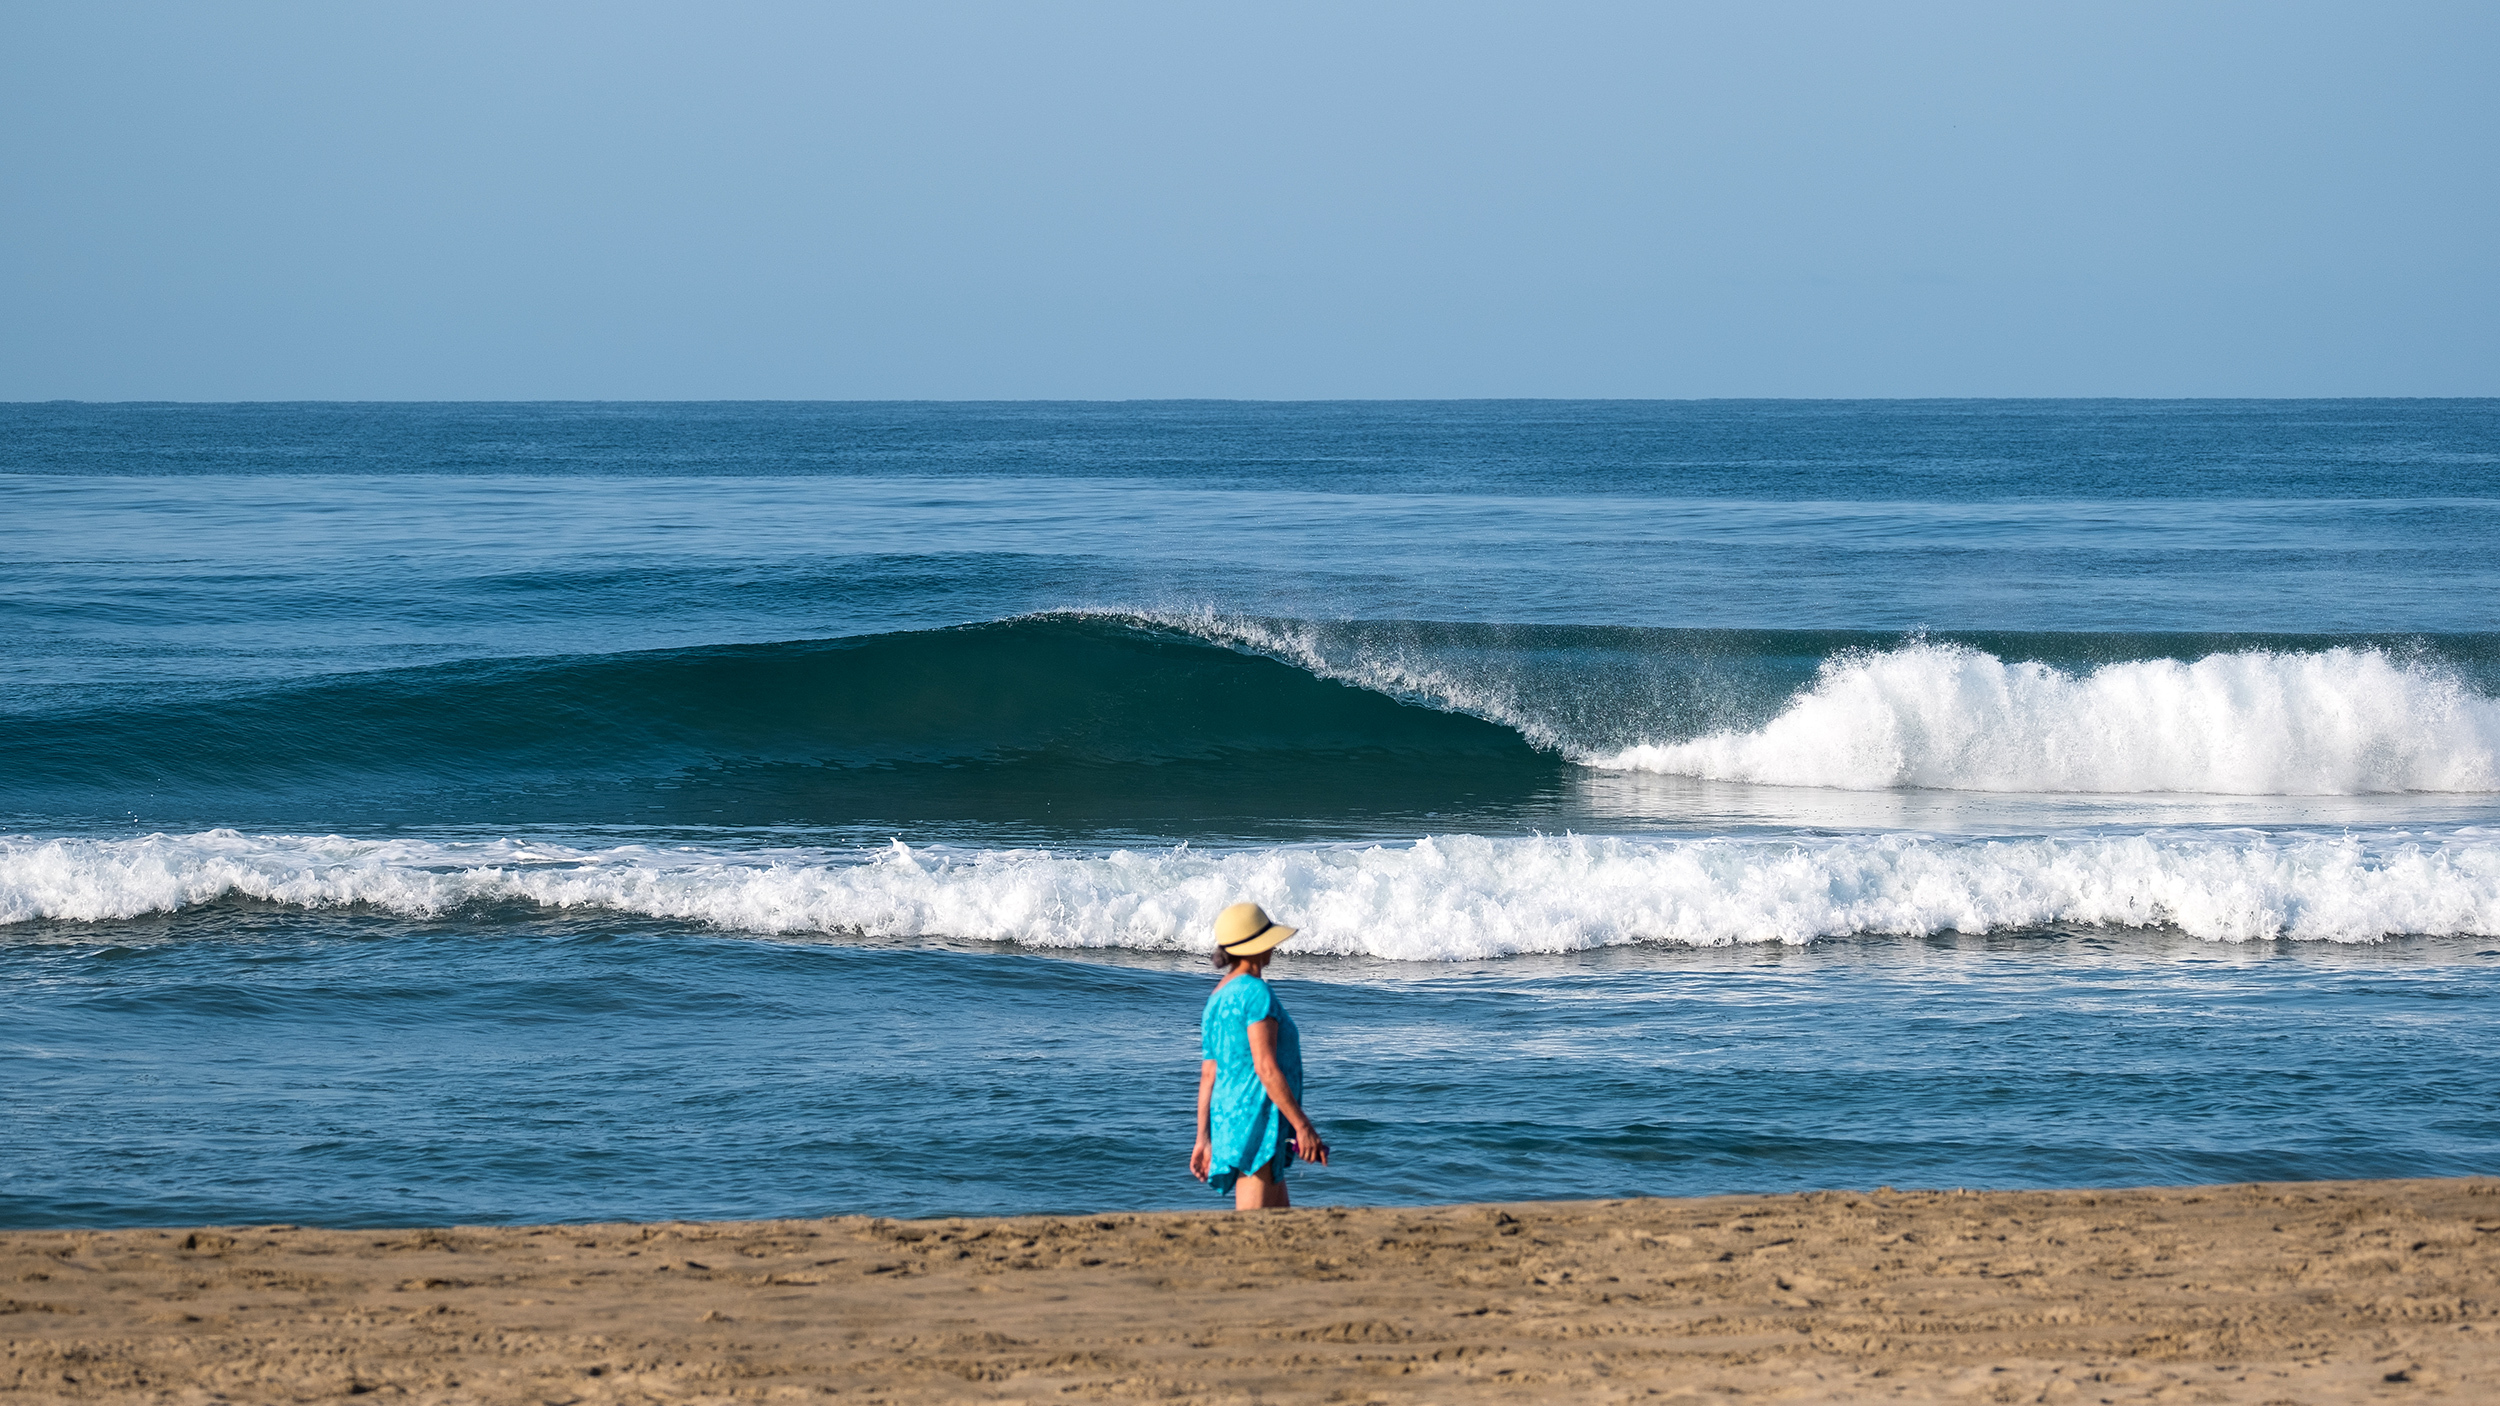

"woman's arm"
[1189,1058,1216,1181]
[1247,1018,1328,1166]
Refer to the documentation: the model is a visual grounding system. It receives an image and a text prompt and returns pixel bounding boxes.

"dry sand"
[5,1178,2495,1404]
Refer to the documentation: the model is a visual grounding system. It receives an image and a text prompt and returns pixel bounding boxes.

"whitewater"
[1595,642,2500,795]
[9,826,2498,952]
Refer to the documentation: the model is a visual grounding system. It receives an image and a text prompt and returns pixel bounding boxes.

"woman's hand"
[1292,1119,1329,1167]
[1190,1135,1212,1182]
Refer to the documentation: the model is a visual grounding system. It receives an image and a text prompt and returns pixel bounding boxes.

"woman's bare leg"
[1232,1169,1291,1210]
[1232,1169,1268,1210]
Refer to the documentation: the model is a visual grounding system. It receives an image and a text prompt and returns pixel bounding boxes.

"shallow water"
[7,915,2495,1227]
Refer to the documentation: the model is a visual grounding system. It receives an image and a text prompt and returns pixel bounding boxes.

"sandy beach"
[4,1178,2493,1404]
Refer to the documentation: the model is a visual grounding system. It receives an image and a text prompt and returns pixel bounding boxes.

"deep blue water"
[3,400,2498,1226]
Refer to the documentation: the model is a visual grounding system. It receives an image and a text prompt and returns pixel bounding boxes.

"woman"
[1190,901,1330,1209]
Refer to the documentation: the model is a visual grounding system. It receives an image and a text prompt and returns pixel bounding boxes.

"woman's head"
[1211,901,1295,970]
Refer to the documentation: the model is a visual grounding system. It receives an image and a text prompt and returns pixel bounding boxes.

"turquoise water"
[3,400,2497,1225]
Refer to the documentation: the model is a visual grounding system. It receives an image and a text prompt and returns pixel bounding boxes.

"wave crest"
[6,828,2496,951]
[1595,643,2500,795]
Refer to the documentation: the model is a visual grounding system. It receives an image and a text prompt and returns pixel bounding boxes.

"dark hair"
[1209,948,1235,969]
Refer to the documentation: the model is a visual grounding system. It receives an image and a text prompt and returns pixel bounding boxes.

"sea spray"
[1597,643,2500,794]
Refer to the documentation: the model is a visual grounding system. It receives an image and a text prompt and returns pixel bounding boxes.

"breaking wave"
[1595,642,2500,795]
[6,827,2496,952]
[9,617,2497,839]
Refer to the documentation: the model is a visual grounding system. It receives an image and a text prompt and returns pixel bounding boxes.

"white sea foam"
[5,828,2496,954]
[1597,643,2500,795]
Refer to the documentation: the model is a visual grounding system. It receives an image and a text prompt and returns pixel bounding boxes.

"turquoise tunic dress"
[1200,974,1304,1193]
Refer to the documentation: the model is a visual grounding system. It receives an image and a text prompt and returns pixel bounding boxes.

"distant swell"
[1597,643,2500,795]
[7,829,2497,950]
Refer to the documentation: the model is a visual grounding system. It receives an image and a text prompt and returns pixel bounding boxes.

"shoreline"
[5,1178,2494,1404]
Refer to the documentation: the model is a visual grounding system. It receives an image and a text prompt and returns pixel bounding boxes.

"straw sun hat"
[1215,901,1297,959]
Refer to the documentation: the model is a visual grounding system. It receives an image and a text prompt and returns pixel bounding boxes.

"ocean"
[3,399,2497,1227]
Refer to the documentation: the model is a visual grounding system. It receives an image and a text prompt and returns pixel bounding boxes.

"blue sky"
[4,2,2494,399]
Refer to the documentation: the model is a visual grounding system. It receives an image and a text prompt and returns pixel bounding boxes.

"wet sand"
[5,1178,2494,1404]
